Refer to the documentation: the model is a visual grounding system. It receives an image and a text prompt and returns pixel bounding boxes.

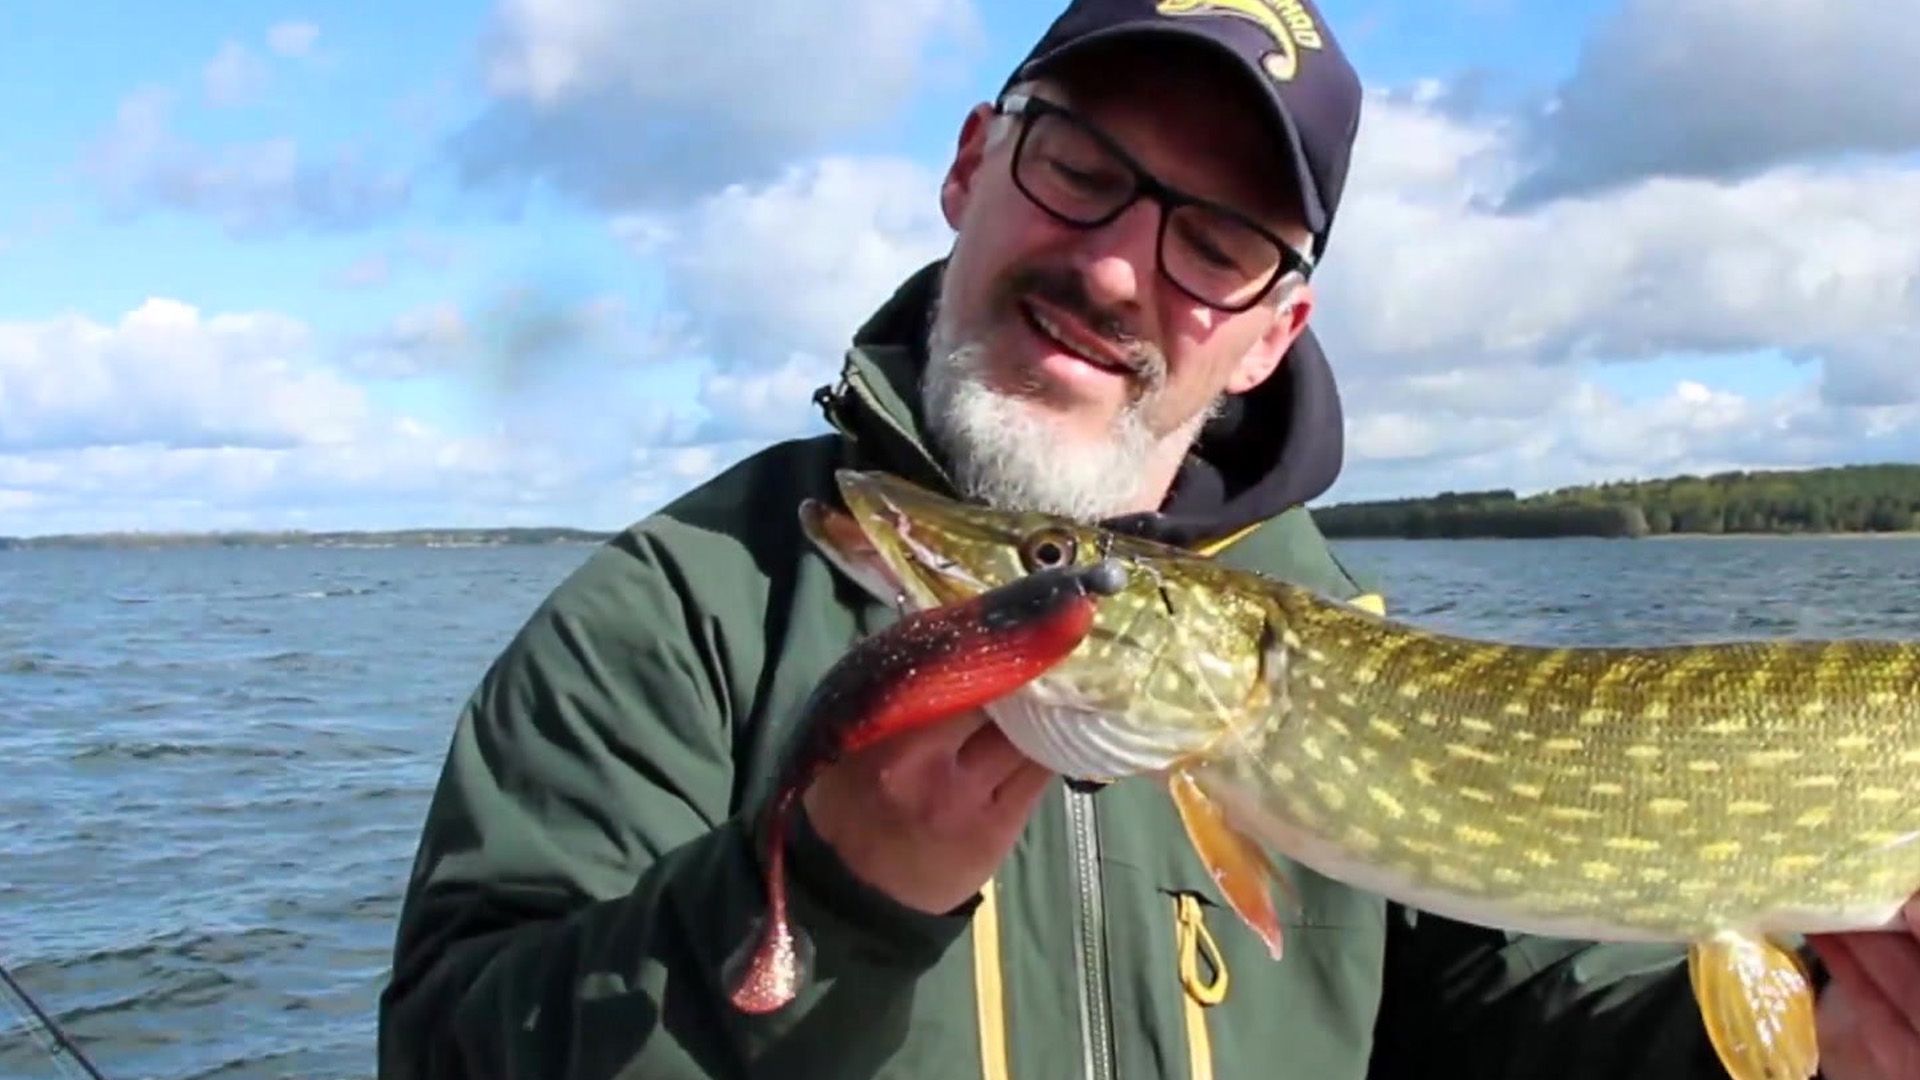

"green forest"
[1314,463,1920,539]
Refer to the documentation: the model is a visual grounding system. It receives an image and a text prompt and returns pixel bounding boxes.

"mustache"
[1002,266,1164,382]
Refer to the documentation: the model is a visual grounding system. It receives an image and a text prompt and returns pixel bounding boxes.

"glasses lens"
[1014,111,1136,224]
[1162,204,1284,309]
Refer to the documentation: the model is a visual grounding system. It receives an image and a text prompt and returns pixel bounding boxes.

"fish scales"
[1215,591,1920,941]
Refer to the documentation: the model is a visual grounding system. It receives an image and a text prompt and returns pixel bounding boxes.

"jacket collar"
[813,260,954,493]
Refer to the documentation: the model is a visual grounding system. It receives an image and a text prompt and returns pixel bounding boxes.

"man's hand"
[1807,893,1920,1079]
[801,707,1052,915]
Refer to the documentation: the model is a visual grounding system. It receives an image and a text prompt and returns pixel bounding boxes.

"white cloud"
[1312,93,1920,411]
[616,154,956,443]
[341,302,470,377]
[1332,369,1920,505]
[634,155,953,366]
[1506,0,1920,204]
[0,427,615,537]
[0,298,365,452]
[334,254,390,289]
[693,353,842,443]
[267,21,320,58]
[83,86,409,236]
[0,296,707,536]
[447,0,982,209]
[201,23,324,108]
[330,232,463,290]
[203,41,268,107]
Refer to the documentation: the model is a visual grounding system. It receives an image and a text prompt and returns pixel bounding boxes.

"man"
[378,1,1920,1077]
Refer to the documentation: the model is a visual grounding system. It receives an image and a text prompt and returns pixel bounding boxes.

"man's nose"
[1072,198,1159,309]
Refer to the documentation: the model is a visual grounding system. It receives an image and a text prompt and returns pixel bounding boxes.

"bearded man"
[378,1,1920,1077]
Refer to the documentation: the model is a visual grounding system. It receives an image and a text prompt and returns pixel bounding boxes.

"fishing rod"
[0,957,110,1080]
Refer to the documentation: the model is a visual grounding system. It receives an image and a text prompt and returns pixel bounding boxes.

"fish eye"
[1019,528,1077,572]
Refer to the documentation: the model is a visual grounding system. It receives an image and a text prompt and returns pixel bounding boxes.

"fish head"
[800,468,1276,781]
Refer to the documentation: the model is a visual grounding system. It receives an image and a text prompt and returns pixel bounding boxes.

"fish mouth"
[798,471,996,611]
[797,497,906,604]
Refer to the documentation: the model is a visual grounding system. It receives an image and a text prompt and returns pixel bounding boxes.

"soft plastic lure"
[724,554,1127,1014]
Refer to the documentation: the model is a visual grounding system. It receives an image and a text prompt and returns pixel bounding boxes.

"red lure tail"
[725,558,1127,1014]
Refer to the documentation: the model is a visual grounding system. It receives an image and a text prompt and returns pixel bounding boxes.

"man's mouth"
[1019,296,1138,378]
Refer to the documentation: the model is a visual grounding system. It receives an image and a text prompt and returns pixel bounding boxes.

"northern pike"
[798,467,1920,1080]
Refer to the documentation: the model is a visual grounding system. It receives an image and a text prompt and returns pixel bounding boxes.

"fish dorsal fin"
[1687,932,1819,1080]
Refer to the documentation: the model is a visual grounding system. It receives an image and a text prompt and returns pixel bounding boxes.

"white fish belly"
[985,693,1185,782]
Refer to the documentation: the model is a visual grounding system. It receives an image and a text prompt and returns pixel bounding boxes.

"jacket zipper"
[1066,784,1115,1080]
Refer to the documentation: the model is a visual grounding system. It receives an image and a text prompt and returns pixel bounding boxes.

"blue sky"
[1,0,1915,535]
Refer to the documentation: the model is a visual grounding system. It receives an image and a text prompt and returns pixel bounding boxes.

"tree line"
[1315,464,1920,539]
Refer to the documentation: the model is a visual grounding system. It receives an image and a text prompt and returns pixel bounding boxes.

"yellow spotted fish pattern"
[804,468,1920,1080]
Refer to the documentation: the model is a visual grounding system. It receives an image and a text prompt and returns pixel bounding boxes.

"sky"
[1,0,1917,536]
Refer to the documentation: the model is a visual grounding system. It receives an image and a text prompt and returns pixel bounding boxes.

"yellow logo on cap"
[1156,0,1324,81]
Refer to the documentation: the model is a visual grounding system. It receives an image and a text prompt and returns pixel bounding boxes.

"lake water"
[4,534,1919,1078]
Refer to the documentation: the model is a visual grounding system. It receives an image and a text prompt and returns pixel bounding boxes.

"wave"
[3,652,92,676]
[70,741,309,763]
[109,585,382,605]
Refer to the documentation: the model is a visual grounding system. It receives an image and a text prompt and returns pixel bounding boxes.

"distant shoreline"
[1315,462,1919,540]
[10,463,1918,547]
[0,527,613,551]
[1640,530,1920,540]
[1334,530,1920,542]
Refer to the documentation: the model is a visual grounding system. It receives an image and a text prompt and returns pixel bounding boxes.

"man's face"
[922,46,1316,520]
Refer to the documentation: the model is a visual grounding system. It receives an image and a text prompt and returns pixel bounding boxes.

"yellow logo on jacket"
[1156,0,1324,82]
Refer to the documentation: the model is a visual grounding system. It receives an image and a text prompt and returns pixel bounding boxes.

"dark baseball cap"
[1003,0,1364,259]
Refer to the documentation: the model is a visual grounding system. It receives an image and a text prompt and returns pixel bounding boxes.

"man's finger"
[1815,935,1920,1080]
[989,759,1056,811]
[953,717,1036,788]
[879,707,993,765]
[1817,977,1875,1080]
[1838,925,1920,1033]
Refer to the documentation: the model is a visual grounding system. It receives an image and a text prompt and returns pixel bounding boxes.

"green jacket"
[378,262,1724,1079]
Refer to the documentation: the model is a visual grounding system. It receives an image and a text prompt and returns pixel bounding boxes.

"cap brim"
[1012,21,1328,237]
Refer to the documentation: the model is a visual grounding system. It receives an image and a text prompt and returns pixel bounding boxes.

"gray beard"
[920,304,1213,522]
[921,343,1151,522]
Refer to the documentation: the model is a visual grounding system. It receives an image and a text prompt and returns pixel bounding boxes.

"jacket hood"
[829,259,1346,547]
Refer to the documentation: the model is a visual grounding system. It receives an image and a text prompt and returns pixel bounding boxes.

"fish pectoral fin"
[1168,767,1298,961]
[1686,931,1820,1080]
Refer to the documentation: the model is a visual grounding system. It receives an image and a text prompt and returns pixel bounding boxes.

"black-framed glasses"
[994,92,1314,313]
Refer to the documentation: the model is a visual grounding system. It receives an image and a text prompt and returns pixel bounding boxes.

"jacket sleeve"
[376,533,973,1080]
[1365,905,1726,1079]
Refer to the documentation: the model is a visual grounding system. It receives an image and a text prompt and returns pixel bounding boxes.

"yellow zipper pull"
[1175,892,1229,1005]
